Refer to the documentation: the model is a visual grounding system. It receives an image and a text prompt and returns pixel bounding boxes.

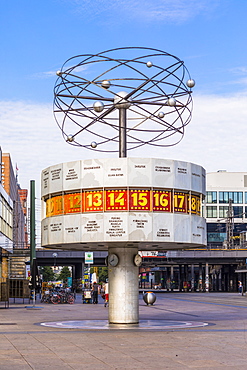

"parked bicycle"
[41,289,53,303]
[41,288,75,304]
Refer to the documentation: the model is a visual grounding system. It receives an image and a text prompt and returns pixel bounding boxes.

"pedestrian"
[104,281,109,307]
[92,282,99,304]
[238,281,243,295]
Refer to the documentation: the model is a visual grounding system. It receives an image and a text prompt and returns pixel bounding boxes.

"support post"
[108,247,139,324]
[30,180,36,306]
[205,262,209,292]
[170,265,174,292]
[30,180,36,266]
[119,108,127,158]
[199,263,203,292]
[178,265,182,291]
[191,264,195,292]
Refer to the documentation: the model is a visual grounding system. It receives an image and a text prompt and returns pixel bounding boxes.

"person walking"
[104,281,109,307]
[92,282,99,304]
[238,281,243,295]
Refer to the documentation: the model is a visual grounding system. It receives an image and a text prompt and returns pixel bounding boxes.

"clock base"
[108,246,139,324]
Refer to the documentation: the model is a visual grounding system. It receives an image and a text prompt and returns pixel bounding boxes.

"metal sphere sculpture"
[54,47,195,155]
[143,292,156,305]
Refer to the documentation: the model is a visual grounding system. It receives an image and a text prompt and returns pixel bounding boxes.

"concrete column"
[205,262,209,292]
[199,263,203,291]
[166,266,171,291]
[161,270,165,289]
[191,264,195,292]
[72,265,76,281]
[178,265,182,291]
[184,264,188,292]
[170,265,174,291]
[165,267,168,290]
[75,263,83,280]
[108,246,139,324]
[218,269,222,291]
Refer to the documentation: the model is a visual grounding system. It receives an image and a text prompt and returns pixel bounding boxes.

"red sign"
[129,189,151,211]
[64,193,82,214]
[188,194,201,215]
[153,190,171,212]
[45,188,201,217]
[46,195,64,217]
[84,190,103,212]
[105,189,128,211]
[174,192,187,213]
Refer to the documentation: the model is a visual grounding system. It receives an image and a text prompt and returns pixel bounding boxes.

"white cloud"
[146,92,247,174]
[68,0,220,23]
[1,91,247,201]
[231,78,247,86]
[229,66,247,75]
[31,71,56,79]
[227,67,247,86]
[30,64,89,80]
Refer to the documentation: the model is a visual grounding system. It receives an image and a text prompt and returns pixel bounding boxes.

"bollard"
[143,292,156,305]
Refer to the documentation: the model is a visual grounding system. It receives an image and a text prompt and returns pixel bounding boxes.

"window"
[219,192,228,204]
[207,232,226,243]
[219,191,243,204]
[219,206,228,218]
[219,206,243,218]
[206,191,217,203]
[229,192,243,204]
[233,206,243,218]
[206,206,217,218]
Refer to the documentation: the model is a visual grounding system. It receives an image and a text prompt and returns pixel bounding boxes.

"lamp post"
[30,180,36,306]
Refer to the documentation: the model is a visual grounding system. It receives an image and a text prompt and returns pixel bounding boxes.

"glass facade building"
[205,171,247,248]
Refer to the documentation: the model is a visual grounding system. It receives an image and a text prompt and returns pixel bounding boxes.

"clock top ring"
[54,47,195,155]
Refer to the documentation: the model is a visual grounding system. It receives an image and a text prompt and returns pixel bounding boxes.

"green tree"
[90,267,108,283]
[98,267,108,283]
[57,266,71,283]
[40,266,55,282]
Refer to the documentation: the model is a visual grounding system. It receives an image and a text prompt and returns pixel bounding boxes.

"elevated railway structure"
[31,248,247,293]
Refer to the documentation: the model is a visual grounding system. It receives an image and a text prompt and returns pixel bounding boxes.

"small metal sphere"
[168,97,176,107]
[158,111,165,118]
[66,135,74,142]
[186,79,195,88]
[146,61,153,68]
[91,141,97,148]
[56,70,63,77]
[93,101,104,113]
[143,292,156,305]
[101,80,111,89]
[114,91,132,109]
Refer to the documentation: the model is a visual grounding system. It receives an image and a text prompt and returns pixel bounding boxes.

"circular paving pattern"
[40,319,208,330]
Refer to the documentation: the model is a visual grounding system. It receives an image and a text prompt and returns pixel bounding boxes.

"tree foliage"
[89,267,108,283]
[57,266,71,283]
[40,266,55,282]
[99,267,108,283]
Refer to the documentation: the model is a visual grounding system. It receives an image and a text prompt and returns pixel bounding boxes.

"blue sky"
[1,0,247,194]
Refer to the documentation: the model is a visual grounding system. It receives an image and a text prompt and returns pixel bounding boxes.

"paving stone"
[0,293,247,369]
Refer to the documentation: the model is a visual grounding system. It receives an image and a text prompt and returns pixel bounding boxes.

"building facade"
[0,149,28,302]
[205,171,247,248]
[138,171,247,293]
[2,153,27,250]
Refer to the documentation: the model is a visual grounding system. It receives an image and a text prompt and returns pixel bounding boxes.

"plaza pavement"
[0,292,247,369]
